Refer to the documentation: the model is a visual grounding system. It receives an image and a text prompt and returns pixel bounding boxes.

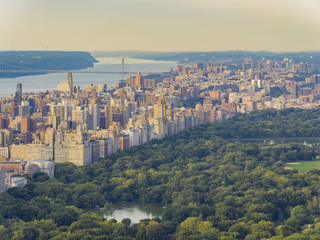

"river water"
[0,57,177,97]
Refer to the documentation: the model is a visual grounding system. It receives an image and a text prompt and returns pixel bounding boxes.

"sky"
[1,0,320,52]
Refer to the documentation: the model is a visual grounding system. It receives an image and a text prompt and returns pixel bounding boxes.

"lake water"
[0,57,177,97]
[101,203,165,224]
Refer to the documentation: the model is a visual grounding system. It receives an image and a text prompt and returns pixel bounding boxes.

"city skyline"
[1,0,320,52]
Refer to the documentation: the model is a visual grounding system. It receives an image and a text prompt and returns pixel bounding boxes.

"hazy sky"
[1,0,320,52]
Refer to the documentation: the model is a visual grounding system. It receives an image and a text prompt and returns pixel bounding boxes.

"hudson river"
[0,57,177,97]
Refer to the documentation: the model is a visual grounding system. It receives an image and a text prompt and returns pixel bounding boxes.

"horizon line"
[0,49,320,54]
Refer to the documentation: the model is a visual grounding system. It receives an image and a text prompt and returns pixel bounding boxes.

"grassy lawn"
[285,161,320,172]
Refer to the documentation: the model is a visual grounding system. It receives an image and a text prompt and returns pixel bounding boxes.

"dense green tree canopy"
[1,108,320,239]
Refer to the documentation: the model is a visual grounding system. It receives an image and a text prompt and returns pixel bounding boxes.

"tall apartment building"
[0,130,12,147]
[126,73,155,89]
[72,107,87,128]
[21,116,37,132]
[10,141,54,161]
[104,98,131,128]
[54,125,99,166]
[88,103,100,130]
[98,139,113,158]
[0,147,10,159]
[50,103,74,122]
[154,97,167,119]
[19,101,31,117]
[152,97,169,138]
[118,134,130,151]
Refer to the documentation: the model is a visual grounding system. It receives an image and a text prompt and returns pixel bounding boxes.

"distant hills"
[0,51,97,78]
[91,50,320,65]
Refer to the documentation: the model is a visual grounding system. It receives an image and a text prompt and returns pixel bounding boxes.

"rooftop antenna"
[121,57,124,80]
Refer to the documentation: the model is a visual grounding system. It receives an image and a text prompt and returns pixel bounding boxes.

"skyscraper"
[68,72,73,92]
[182,63,187,76]
[14,83,22,105]
[242,62,246,72]
[88,103,100,130]
[154,97,167,119]
[135,72,143,89]
[104,98,131,128]
[196,63,203,71]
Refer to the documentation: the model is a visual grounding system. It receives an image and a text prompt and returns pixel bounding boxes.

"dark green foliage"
[268,86,287,98]
[180,97,205,108]
[33,172,50,182]
[194,108,320,139]
[2,108,320,238]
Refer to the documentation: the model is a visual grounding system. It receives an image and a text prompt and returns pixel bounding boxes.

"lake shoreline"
[95,202,166,224]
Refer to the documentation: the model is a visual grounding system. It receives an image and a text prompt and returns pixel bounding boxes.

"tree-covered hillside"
[0,51,97,78]
[91,51,320,66]
[2,108,320,239]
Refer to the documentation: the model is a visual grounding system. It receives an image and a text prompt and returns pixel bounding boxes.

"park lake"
[98,203,165,224]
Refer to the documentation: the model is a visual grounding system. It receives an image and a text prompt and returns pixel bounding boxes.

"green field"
[285,161,320,172]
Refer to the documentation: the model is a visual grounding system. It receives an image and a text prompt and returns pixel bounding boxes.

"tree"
[228,222,250,239]
[146,221,165,240]
[0,225,9,240]
[275,225,293,238]
[12,227,39,240]
[285,206,313,229]
[33,172,49,182]
[122,218,132,227]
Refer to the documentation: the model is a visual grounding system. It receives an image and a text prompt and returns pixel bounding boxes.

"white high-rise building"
[88,103,100,130]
